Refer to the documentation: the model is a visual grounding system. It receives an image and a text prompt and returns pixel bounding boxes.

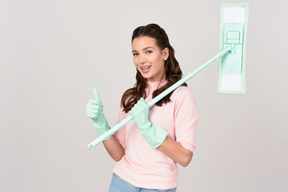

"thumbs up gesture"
[86,87,111,140]
[86,87,104,120]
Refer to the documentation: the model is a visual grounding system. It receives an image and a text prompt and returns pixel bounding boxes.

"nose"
[138,54,146,65]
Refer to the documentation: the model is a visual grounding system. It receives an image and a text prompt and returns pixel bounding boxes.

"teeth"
[142,66,150,69]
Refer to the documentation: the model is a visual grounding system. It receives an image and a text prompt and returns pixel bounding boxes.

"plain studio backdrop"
[1,0,287,191]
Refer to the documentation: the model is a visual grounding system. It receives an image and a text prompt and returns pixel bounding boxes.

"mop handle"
[87,46,231,150]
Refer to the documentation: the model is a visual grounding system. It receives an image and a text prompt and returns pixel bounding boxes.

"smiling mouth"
[140,65,151,73]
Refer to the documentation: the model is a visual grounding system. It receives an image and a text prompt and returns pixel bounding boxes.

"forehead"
[132,36,158,50]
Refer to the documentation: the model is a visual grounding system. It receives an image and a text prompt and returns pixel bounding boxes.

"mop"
[87,3,249,150]
[218,3,249,94]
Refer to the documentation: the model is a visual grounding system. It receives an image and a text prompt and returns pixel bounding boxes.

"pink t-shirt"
[113,81,199,189]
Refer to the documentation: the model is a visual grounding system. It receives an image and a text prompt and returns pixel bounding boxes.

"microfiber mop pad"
[218,3,249,94]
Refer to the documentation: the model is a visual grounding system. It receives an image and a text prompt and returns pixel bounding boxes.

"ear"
[162,47,169,61]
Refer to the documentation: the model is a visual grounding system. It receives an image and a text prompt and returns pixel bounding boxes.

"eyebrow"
[132,46,155,53]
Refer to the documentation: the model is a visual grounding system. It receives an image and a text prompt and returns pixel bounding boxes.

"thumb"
[93,87,103,107]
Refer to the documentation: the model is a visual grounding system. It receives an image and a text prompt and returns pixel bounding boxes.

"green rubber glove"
[130,98,168,148]
[86,87,111,140]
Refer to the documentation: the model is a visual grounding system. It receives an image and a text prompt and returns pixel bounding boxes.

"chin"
[139,73,150,79]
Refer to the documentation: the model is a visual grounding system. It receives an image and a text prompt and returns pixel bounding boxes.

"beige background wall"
[1,0,287,191]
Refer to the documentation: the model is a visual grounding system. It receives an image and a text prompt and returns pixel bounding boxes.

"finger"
[137,98,146,104]
[93,87,103,107]
[92,107,103,113]
[138,98,148,108]
[86,110,92,116]
[139,98,145,105]
[131,103,141,115]
[87,100,97,109]
[87,109,101,118]
[86,111,96,119]
[88,99,102,108]
[88,100,96,106]
[87,112,100,118]
[87,104,103,113]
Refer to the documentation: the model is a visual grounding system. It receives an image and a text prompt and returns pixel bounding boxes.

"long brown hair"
[121,23,187,113]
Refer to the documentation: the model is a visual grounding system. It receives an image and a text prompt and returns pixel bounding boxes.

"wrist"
[91,114,111,140]
[141,122,168,149]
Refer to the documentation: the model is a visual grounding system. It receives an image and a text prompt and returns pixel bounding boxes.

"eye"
[146,50,153,54]
[132,52,139,57]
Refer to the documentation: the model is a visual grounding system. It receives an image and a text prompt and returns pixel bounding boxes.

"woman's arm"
[103,135,125,162]
[129,98,194,166]
[158,137,193,167]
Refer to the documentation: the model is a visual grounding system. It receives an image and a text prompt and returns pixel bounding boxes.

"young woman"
[86,23,199,192]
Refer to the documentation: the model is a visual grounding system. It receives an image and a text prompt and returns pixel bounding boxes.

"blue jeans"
[109,173,177,192]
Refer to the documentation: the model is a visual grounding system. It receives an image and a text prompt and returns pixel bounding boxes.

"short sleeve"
[114,106,127,149]
[173,87,199,153]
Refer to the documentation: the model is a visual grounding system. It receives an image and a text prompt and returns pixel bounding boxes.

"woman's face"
[132,36,169,82]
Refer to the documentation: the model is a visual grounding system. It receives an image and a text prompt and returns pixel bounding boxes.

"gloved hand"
[86,87,111,140]
[130,98,168,148]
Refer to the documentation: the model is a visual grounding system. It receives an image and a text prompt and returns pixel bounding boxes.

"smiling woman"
[132,36,168,82]
[122,24,188,113]
[86,23,199,192]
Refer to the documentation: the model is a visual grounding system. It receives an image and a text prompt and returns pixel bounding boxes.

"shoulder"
[171,86,199,119]
[171,86,198,109]
[171,86,195,100]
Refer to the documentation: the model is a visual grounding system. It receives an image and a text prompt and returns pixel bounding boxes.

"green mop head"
[218,3,249,94]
